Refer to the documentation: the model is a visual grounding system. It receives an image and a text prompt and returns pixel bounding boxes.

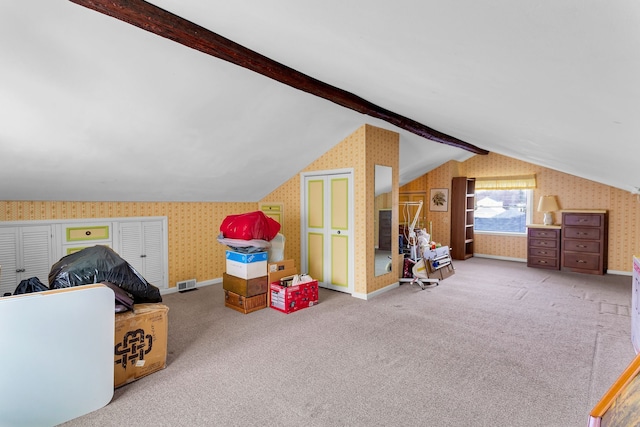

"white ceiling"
[1,1,639,202]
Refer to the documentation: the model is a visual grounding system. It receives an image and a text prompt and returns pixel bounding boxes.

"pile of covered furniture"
[13,245,169,388]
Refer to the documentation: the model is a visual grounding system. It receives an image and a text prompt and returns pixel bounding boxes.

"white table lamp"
[538,195,559,225]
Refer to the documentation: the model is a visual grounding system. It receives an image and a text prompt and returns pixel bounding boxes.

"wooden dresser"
[561,210,608,275]
[527,225,561,270]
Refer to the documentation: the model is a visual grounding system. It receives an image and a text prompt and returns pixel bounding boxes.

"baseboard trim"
[161,277,222,295]
[352,281,399,300]
[158,263,632,298]
[606,269,632,276]
[473,253,526,263]
[474,254,632,276]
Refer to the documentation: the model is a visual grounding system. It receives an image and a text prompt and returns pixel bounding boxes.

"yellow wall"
[365,125,400,293]
[9,133,632,294]
[259,126,369,276]
[401,152,640,272]
[261,123,400,295]
[0,201,256,287]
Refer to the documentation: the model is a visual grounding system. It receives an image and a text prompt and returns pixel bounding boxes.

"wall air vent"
[177,278,197,293]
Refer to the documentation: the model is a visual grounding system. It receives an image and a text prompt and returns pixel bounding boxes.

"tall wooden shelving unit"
[451,177,475,260]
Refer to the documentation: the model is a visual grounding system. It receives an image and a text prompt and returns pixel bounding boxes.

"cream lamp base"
[543,212,553,225]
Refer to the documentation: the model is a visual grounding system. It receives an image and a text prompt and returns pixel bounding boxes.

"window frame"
[473,188,533,236]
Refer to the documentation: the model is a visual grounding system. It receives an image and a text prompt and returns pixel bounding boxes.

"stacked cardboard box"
[223,250,268,313]
[114,303,169,388]
[225,250,268,279]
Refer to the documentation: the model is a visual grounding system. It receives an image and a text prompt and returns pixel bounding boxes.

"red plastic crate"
[270,280,318,314]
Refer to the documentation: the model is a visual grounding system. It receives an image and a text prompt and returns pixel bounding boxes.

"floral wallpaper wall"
[260,126,368,276]
[403,152,640,272]
[261,124,399,295]
[364,125,399,293]
[400,160,458,246]
[5,136,631,298]
[0,201,256,287]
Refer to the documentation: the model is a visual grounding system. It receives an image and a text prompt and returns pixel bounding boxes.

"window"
[473,175,536,235]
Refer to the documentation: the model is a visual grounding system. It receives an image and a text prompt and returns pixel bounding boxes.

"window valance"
[474,175,536,190]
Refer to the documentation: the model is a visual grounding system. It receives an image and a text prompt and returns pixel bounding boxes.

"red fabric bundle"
[220,211,281,241]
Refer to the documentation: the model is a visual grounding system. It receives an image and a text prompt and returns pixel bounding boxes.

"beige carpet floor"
[61,257,635,427]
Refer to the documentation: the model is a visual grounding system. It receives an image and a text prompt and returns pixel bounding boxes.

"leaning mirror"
[374,165,393,276]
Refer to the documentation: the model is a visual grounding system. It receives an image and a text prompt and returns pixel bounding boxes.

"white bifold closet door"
[302,170,354,294]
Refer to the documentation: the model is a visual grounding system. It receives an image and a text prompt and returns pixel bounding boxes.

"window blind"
[474,175,536,190]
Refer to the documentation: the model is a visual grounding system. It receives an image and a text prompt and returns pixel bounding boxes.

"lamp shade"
[537,195,559,213]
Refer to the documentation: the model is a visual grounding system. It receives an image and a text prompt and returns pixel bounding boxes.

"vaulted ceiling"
[2,1,639,202]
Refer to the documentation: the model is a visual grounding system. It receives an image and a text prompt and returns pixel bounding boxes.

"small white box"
[226,259,267,279]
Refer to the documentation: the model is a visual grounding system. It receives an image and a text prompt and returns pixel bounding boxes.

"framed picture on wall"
[429,188,449,212]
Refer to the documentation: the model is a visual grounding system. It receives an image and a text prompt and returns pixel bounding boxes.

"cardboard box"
[425,258,455,280]
[267,268,297,286]
[436,263,455,280]
[268,259,295,273]
[422,245,454,281]
[270,280,318,314]
[225,250,268,279]
[226,260,267,279]
[224,289,267,314]
[267,260,297,306]
[222,273,268,297]
[225,250,268,264]
[114,303,169,388]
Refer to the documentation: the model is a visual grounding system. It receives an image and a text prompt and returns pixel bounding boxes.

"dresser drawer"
[528,256,559,269]
[563,214,602,227]
[529,247,558,258]
[563,252,601,270]
[64,225,111,243]
[528,228,560,239]
[529,239,558,249]
[563,227,601,240]
[563,240,600,253]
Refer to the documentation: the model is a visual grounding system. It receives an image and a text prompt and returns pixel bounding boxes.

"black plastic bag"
[49,245,162,304]
[14,277,49,295]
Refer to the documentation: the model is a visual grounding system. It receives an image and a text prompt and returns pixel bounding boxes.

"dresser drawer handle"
[539,260,547,264]
[539,251,547,255]
[85,231,92,236]
[577,244,587,248]
[577,260,587,263]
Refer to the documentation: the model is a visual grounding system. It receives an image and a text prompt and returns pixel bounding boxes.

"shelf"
[451,177,475,261]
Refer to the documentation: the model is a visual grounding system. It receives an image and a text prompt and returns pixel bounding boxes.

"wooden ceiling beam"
[69,0,489,155]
